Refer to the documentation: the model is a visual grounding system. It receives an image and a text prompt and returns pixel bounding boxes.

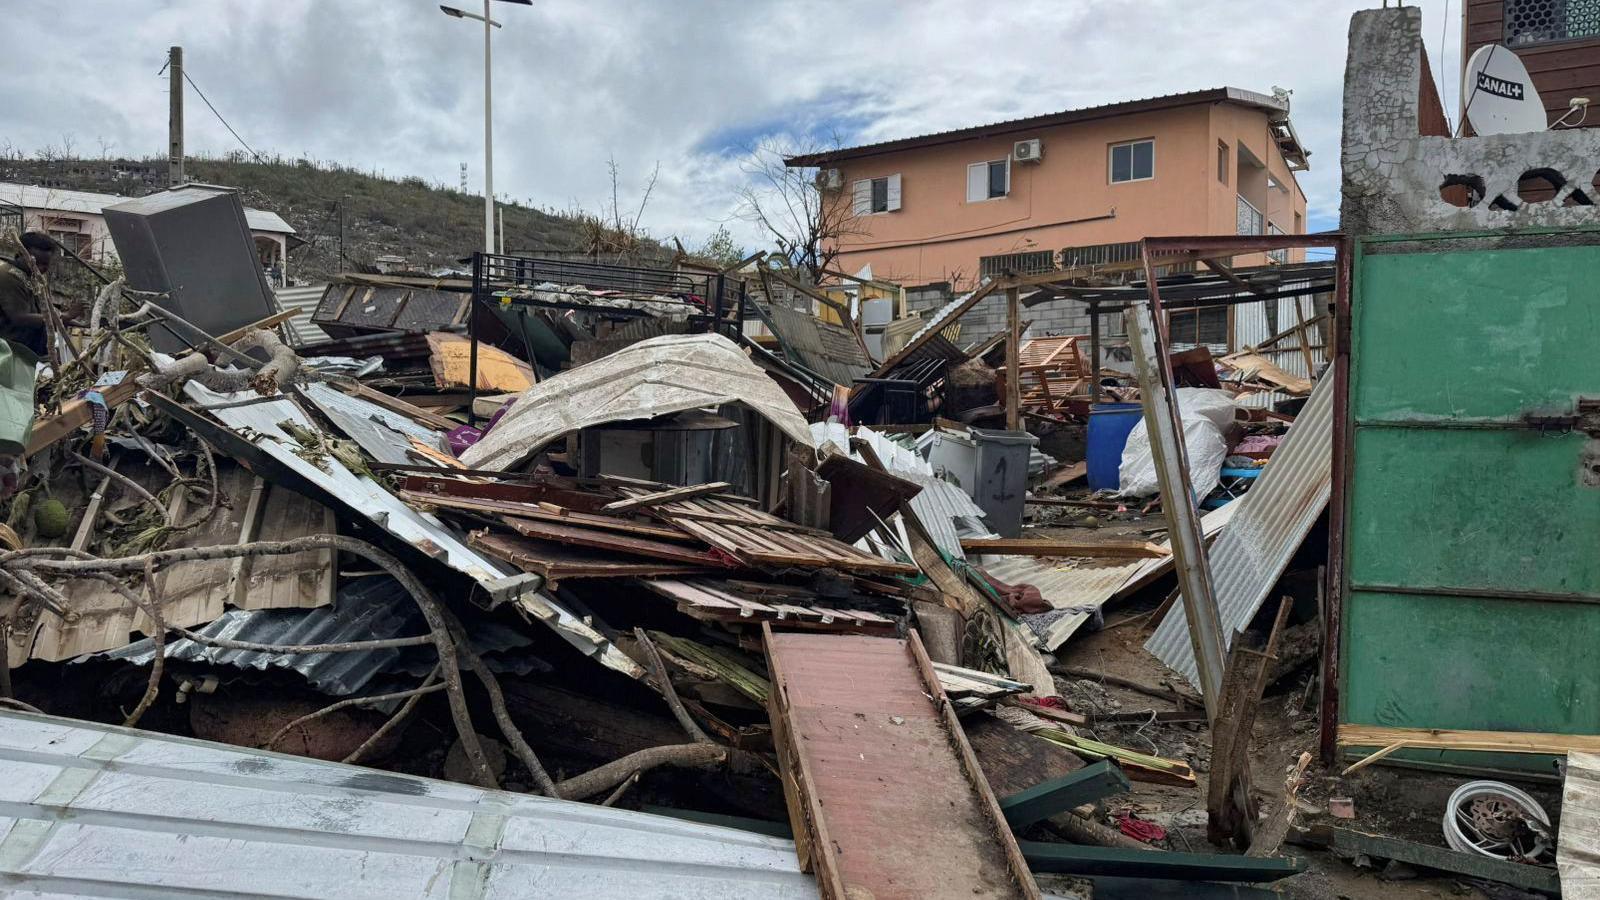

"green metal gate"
[1340,229,1600,768]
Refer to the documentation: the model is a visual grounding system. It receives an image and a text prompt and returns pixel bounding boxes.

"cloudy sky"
[5,0,1463,250]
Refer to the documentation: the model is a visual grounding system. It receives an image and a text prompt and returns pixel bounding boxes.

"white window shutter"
[1003,158,1011,195]
[852,180,871,216]
[886,173,902,211]
[967,163,987,203]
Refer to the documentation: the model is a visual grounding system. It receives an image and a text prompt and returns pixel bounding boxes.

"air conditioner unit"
[820,168,844,189]
[1013,139,1043,163]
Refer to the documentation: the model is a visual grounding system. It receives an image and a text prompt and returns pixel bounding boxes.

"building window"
[1236,195,1264,236]
[1109,139,1154,183]
[1505,0,1600,46]
[979,250,1054,279]
[966,159,1009,202]
[1267,223,1288,264]
[1217,141,1229,184]
[852,174,901,215]
[1168,307,1229,346]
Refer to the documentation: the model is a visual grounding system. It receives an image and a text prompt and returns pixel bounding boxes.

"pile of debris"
[0,185,1586,899]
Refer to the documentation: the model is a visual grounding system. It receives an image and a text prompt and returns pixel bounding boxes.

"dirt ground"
[1030,505,1560,900]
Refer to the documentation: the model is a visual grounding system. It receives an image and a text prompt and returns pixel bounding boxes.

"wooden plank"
[397,490,696,543]
[1337,723,1600,756]
[601,482,732,513]
[470,531,711,583]
[999,761,1132,830]
[25,379,140,458]
[337,382,461,431]
[961,538,1168,559]
[764,626,1038,899]
[1018,842,1303,883]
[1290,824,1558,893]
[505,517,724,567]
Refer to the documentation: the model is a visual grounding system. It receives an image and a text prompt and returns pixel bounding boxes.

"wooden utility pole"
[1005,286,1022,430]
[168,46,184,186]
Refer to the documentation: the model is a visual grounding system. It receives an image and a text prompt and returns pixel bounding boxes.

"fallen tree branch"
[344,665,443,766]
[68,452,175,527]
[121,562,167,727]
[554,743,727,801]
[264,682,450,753]
[634,627,713,745]
[450,620,561,798]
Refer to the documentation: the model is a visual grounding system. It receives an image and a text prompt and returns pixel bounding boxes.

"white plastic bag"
[1117,388,1240,500]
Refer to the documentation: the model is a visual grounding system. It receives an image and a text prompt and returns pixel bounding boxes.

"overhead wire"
[180,69,265,163]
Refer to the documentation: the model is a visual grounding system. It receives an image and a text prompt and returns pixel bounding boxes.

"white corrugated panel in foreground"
[0,710,816,899]
[1144,374,1333,688]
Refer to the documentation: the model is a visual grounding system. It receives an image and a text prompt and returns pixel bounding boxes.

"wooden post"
[1005,286,1021,430]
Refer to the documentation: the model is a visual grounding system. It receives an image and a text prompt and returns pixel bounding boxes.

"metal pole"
[468,251,483,425]
[1005,286,1021,430]
[483,0,495,254]
[1126,292,1226,716]
[168,47,184,186]
[1088,301,1102,404]
[497,205,504,255]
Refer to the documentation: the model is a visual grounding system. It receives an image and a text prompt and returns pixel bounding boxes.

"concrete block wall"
[904,281,1099,348]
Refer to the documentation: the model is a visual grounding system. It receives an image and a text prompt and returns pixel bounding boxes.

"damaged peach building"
[787,87,1312,292]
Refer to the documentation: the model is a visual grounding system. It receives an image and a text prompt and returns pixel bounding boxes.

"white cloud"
[1,0,1465,251]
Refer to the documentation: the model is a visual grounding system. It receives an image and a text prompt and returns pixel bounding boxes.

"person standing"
[0,232,60,492]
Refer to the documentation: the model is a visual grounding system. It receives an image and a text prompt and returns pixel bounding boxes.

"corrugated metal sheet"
[1228,288,1327,410]
[275,284,331,345]
[302,382,444,466]
[981,504,1238,651]
[98,576,415,695]
[182,382,641,680]
[186,382,506,586]
[462,334,815,472]
[1144,374,1333,688]
[0,709,817,898]
[763,302,872,388]
[845,426,993,559]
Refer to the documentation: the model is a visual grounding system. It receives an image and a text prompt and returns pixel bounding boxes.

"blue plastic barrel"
[1086,403,1144,491]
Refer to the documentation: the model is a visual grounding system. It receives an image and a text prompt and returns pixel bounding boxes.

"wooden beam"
[1000,761,1131,830]
[960,538,1168,559]
[336,382,459,432]
[1288,825,1558,893]
[1018,842,1303,882]
[1337,723,1600,756]
[184,307,301,355]
[24,379,140,458]
[601,482,732,513]
[1005,286,1021,430]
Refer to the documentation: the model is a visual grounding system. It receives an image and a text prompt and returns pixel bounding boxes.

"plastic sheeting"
[1118,388,1241,500]
[462,333,815,472]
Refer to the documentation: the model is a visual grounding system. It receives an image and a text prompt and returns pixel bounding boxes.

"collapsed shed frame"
[1087,233,1349,766]
[465,252,749,422]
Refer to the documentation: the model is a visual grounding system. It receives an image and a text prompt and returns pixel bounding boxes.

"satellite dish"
[1463,44,1548,135]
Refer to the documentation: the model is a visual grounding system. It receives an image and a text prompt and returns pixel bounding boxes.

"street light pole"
[481,0,493,255]
[441,1,529,255]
